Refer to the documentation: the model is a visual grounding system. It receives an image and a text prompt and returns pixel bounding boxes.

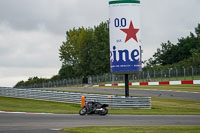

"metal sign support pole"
[125,74,129,97]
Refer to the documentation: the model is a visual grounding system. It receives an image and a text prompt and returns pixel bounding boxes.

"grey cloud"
[0,0,108,35]
[0,0,77,34]
[0,24,62,68]
[0,0,200,86]
[141,0,200,60]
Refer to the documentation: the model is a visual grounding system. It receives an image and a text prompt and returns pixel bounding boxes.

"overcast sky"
[0,0,200,87]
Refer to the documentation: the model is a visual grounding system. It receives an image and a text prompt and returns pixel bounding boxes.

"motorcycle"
[79,101,109,115]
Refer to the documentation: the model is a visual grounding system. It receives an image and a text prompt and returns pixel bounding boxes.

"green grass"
[38,88,120,96]
[0,96,200,115]
[99,84,200,92]
[110,97,200,115]
[134,76,200,82]
[39,84,200,93]
[62,126,200,133]
[0,96,81,114]
[130,84,200,92]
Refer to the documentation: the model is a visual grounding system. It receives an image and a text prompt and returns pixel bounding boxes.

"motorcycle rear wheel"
[79,108,87,115]
[99,108,108,115]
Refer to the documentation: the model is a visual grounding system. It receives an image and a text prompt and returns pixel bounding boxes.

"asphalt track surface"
[1,88,200,133]
[44,87,200,101]
[0,113,200,133]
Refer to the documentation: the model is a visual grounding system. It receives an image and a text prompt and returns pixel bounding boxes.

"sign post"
[125,74,129,97]
[109,0,142,97]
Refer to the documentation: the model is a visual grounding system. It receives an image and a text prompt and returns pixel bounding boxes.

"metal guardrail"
[0,88,151,108]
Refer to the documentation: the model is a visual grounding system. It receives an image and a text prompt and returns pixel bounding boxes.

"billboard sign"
[109,0,142,74]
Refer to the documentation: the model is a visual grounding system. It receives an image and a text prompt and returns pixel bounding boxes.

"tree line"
[59,22,110,80]
[144,24,200,70]
[14,23,200,87]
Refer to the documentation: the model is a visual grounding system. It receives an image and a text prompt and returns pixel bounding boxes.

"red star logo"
[120,21,139,43]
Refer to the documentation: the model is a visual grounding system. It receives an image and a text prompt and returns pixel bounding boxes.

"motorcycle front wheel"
[99,108,108,115]
[79,108,87,115]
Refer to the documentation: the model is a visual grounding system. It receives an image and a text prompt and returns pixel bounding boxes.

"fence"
[92,66,200,85]
[19,78,83,88]
[0,88,151,108]
[16,66,200,88]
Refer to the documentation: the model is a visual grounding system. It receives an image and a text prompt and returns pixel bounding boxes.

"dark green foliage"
[91,22,110,75]
[59,65,76,79]
[50,75,60,81]
[14,76,49,88]
[14,80,25,88]
[14,75,60,88]
[146,24,200,68]
[59,22,110,79]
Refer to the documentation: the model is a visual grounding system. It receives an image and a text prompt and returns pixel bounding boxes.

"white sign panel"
[109,0,142,74]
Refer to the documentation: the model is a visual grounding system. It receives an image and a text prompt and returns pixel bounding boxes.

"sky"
[0,0,200,87]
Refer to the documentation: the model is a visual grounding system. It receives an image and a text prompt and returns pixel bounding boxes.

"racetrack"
[0,113,200,133]
[1,87,200,133]
[42,87,200,101]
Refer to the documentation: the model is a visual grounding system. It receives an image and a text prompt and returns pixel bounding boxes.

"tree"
[59,22,110,79]
[91,22,110,75]
[14,80,25,88]
[146,24,200,67]
[50,75,60,81]
[59,65,76,79]
[149,41,176,65]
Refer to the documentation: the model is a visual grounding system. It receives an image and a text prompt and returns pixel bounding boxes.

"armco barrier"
[0,88,151,108]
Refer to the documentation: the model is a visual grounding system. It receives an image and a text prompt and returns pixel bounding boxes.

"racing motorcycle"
[79,101,108,115]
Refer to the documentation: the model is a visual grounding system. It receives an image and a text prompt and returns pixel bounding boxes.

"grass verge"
[110,97,200,115]
[40,84,200,93]
[62,126,200,133]
[0,96,81,114]
[0,96,200,115]
[130,84,200,92]
[99,84,200,92]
